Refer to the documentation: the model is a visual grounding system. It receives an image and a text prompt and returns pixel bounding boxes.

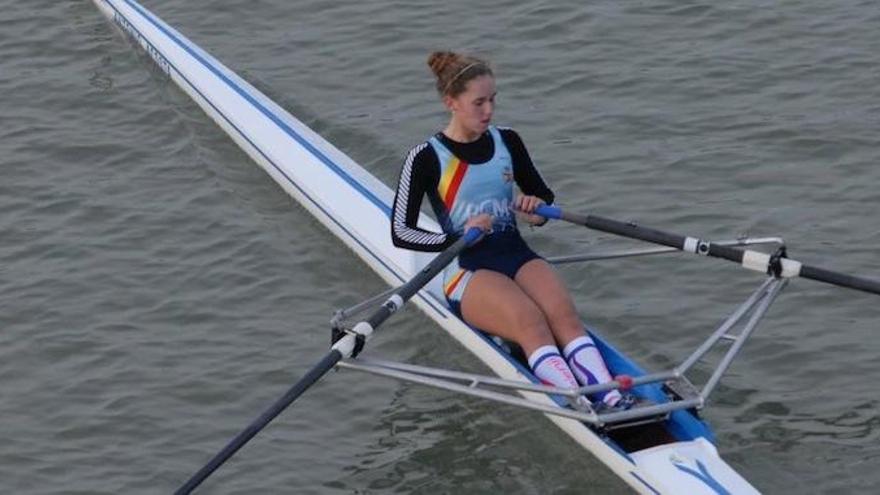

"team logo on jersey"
[502,166,513,183]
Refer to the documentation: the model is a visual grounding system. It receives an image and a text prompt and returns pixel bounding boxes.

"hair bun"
[427,51,460,78]
[427,51,492,97]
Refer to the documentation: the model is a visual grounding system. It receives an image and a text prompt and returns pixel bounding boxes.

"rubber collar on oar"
[330,324,367,358]
[534,205,563,220]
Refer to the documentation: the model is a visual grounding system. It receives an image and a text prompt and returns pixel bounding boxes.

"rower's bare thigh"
[459,269,553,355]
[515,259,584,344]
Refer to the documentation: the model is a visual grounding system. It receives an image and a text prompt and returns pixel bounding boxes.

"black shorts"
[443,229,542,317]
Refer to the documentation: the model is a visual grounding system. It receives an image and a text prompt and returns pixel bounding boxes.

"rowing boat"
[93,1,764,492]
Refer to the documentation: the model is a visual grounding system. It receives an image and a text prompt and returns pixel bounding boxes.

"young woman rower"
[391,51,630,410]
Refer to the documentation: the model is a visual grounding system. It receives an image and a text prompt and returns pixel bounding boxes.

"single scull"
[95,1,878,493]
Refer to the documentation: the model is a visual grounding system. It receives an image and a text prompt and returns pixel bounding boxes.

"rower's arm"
[391,143,455,252]
[500,128,555,206]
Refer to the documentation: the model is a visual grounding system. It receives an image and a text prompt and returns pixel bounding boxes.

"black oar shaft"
[800,264,880,295]
[539,206,880,296]
[565,212,697,253]
[176,227,482,493]
[351,228,481,334]
[563,211,751,264]
[175,349,342,494]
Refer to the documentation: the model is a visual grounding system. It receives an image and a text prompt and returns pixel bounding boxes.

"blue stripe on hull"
[592,327,715,443]
[101,1,718,481]
[121,0,390,216]
[104,0,452,320]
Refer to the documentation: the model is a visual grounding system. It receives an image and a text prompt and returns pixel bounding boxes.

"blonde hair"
[427,51,493,97]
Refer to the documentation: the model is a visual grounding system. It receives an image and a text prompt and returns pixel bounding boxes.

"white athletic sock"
[527,345,579,389]
[563,336,622,406]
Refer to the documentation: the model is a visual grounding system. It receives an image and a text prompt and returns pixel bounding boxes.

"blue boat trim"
[630,472,662,494]
[673,459,731,495]
[472,328,637,465]
[591,325,715,444]
[106,0,450,320]
[117,0,453,319]
[120,0,390,216]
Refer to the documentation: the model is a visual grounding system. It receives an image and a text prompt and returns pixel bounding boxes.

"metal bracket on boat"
[330,286,403,356]
[331,286,399,330]
[337,275,787,428]
[334,238,790,430]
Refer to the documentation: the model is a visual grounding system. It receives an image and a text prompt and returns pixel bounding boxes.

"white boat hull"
[93,1,759,493]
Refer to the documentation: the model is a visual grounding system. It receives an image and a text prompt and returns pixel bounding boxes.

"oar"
[176,227,483,494]
[535,205,880,296]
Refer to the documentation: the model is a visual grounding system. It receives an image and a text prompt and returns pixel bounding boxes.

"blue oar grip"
[463,227,483,246]
[535,205,562,220]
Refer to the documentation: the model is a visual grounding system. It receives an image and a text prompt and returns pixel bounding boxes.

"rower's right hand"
[464,214,494,241]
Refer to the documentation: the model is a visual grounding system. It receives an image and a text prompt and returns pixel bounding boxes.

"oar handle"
[536,204,563,220]
[535,205,880,296]
[462,225,484,245]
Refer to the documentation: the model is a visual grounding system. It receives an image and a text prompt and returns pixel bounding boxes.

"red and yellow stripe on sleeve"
[437,157,468,210]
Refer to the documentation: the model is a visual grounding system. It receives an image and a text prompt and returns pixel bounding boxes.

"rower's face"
[446,75,496,135]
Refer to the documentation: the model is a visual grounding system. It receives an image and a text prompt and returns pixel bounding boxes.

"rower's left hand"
[513,194,547,226]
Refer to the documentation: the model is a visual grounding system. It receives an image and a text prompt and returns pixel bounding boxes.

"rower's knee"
[509,302,553,349]
[543,301,584,336]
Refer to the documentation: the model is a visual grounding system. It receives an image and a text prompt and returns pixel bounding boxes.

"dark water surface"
[2,1,879,493]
